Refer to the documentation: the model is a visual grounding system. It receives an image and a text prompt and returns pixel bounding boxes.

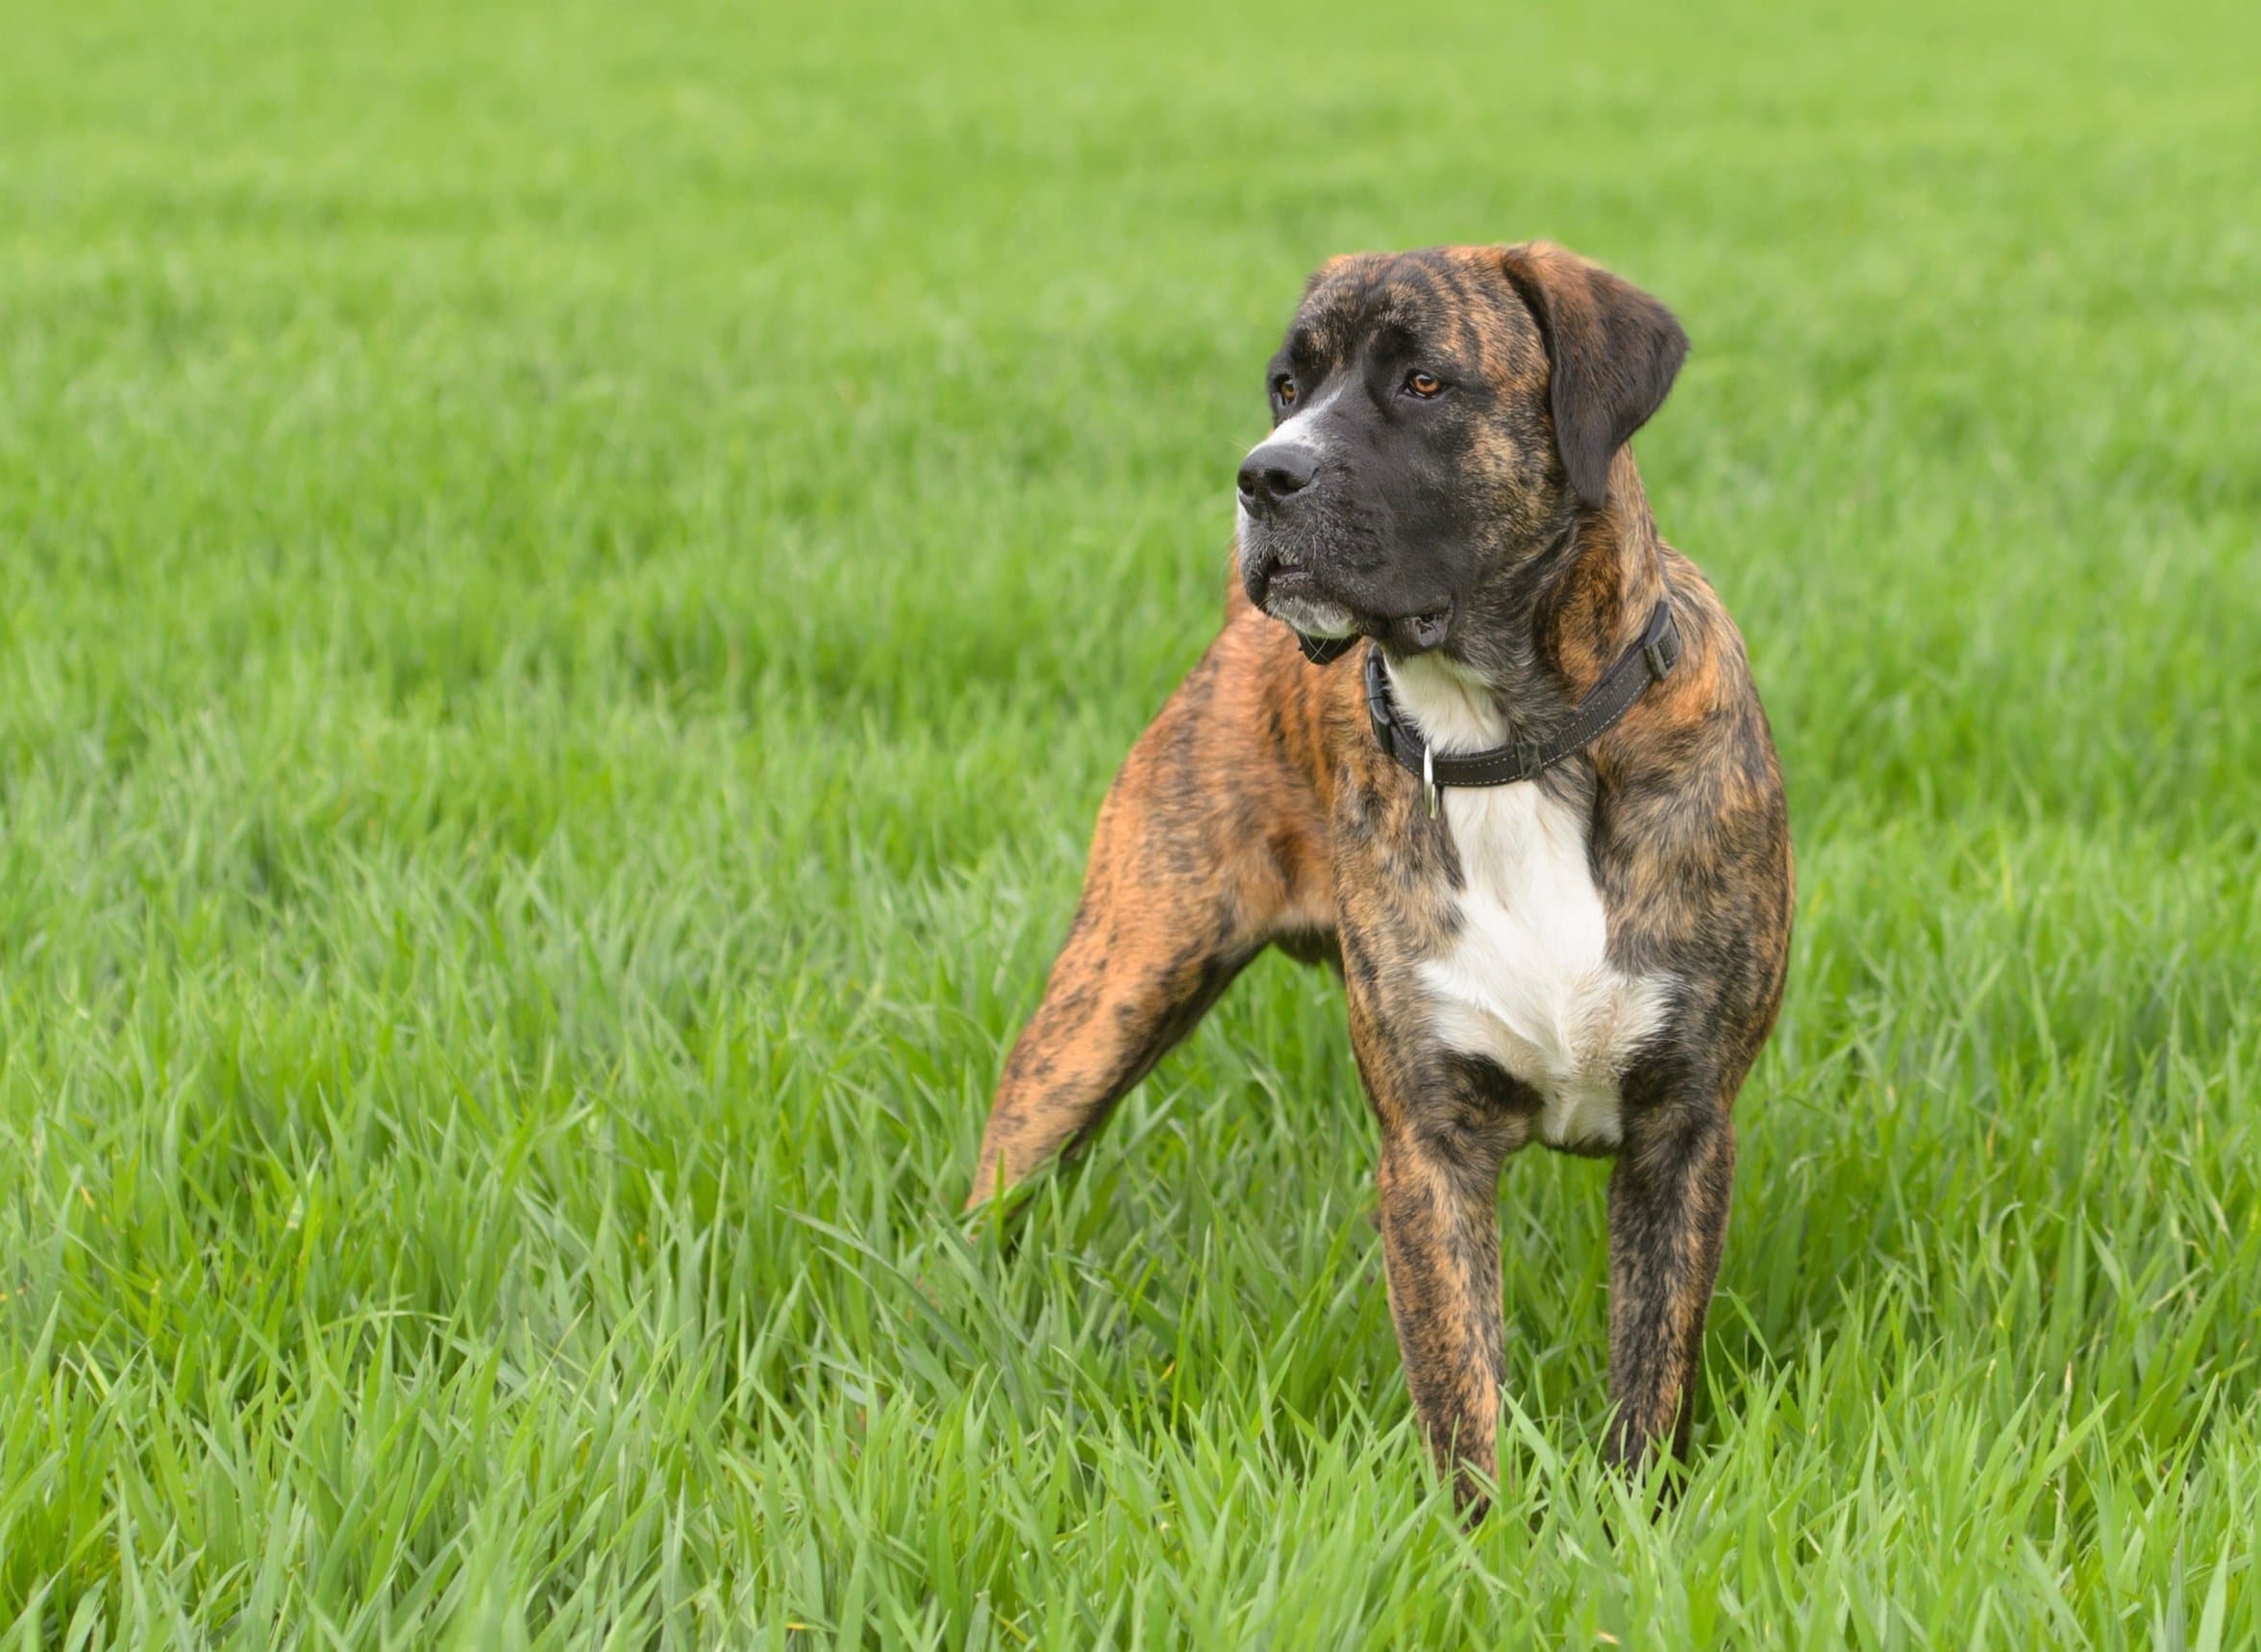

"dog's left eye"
[1404,371,1443,399]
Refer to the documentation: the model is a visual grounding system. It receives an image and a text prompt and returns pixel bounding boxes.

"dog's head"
[1235,243,1687,658]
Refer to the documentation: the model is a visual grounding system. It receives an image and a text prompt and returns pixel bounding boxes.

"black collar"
[1323,600,1681,814]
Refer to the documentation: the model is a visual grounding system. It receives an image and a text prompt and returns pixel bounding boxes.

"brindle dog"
[967,243,1792,1512]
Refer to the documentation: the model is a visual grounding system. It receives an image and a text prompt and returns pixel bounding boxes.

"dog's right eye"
[1274,377,1298,407]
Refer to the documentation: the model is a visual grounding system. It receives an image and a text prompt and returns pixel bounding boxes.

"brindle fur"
[968,244,1792,1514]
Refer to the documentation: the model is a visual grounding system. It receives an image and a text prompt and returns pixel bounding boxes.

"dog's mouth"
[1254,564,1454,656]
[1254,563,1346,621]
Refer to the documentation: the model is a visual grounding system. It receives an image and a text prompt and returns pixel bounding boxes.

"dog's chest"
[1421,784,1670,1147]
[1389,662,1671,1150]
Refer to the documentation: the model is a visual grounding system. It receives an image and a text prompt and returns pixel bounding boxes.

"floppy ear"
[1500,242,1689,509]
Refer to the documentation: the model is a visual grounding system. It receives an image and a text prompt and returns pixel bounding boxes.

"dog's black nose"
[1237,445,1316,511]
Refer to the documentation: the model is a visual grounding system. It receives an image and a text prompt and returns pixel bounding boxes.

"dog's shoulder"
[1592,546,1794,1073]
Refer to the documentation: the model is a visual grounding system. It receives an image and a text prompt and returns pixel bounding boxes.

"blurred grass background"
[2,0,2258,1643]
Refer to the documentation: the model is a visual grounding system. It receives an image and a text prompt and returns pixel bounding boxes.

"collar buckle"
[1640,604,1681,682]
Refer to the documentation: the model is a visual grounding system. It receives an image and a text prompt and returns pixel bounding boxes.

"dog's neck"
[1385,453,1669,755]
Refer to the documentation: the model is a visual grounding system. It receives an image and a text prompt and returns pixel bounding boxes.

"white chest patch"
[1388,655,1675,1149]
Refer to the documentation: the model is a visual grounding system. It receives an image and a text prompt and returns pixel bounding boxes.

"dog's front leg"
[1370,1099,1515,1516]
[1604,1096,1735,1474]
[1339,891,1520,1514]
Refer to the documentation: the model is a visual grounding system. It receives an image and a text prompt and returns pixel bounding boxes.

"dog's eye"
[1274,376,1298,406]
[1404,371,1443,399]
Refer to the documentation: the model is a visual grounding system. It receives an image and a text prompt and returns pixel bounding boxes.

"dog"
[966,243,1792,1511]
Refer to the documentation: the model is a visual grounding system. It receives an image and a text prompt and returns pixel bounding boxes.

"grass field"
[4,0,2259,1643]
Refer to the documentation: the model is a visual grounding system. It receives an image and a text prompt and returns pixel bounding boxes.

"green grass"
[3,0,2258,1642]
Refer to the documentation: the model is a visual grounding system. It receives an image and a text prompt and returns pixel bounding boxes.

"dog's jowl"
[968,243,1793,1512]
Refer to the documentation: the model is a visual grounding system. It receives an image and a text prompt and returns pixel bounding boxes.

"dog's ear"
[1499,242,1688,509]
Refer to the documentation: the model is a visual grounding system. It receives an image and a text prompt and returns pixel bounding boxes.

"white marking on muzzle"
[1250,384,1343,459]
[1267,595,1357,639]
